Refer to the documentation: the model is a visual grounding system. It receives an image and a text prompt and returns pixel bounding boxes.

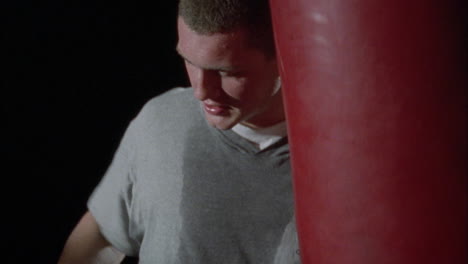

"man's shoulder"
[144,87,194,112]
[132,87,201,132]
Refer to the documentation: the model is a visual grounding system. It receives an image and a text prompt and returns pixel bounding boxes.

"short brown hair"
[178,0,275,58]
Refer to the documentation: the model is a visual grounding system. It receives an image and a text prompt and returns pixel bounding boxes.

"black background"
[4,1,188,263]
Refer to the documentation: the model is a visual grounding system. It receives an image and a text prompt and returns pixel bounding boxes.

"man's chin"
[204,113,239,130]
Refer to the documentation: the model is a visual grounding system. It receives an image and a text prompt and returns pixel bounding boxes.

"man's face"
[176,17,284,130]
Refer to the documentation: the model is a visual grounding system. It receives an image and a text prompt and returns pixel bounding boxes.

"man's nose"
[192,69,221,101]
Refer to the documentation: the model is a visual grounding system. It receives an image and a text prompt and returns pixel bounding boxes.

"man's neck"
[241,92,286,129]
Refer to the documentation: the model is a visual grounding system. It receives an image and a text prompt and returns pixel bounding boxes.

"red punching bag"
[270,0,467,263]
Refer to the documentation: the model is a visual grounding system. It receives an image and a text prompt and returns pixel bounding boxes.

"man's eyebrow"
[175,47,190,63]
[175,47,239,72]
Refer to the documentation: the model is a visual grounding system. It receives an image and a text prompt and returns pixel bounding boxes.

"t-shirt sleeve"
[87,118,140,256]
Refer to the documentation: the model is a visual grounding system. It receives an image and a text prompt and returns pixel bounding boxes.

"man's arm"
[58,211,125,264]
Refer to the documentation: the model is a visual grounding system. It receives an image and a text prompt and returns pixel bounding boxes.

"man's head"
[178,0,275,58]
[177,0,284,130]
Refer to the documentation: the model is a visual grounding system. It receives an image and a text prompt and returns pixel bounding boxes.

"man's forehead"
[176,19,256,67]
[176,38,234,69]
[175,45,239,72]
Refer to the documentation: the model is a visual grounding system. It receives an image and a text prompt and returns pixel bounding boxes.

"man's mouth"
[203,102,230,116]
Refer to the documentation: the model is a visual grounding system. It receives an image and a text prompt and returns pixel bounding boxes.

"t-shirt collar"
[231,121,288,150]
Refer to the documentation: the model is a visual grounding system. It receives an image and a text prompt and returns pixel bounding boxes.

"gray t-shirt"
[88,88,300,263]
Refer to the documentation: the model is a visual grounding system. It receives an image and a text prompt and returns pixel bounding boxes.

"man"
[58,0,299,263]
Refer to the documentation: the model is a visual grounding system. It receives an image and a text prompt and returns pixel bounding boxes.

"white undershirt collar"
[231,121,288,150]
